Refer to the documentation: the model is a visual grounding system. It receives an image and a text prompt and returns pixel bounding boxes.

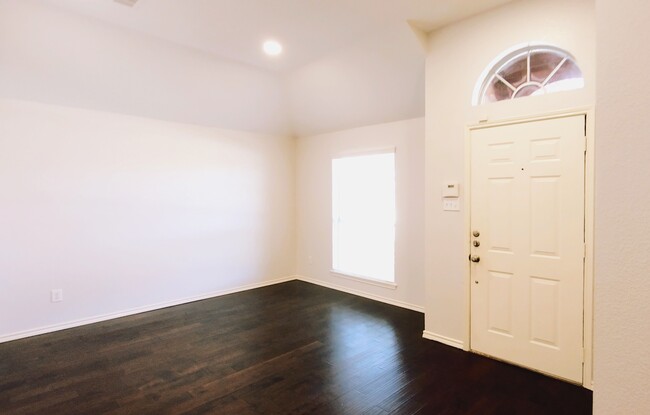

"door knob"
[473,230,480,237]
[470,255,480,263]
[473,240,480,247]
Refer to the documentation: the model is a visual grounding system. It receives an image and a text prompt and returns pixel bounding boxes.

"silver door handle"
[469,255,480,263]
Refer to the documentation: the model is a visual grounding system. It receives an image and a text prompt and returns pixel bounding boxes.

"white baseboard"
[0,276,295,344]
[295,275,424,313]
[422,330,465,349]
[2,275,425,344]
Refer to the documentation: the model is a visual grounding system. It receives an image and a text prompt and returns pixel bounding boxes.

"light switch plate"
[443,199,460,211]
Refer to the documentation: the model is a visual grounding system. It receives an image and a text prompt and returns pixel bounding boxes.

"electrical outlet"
[51,289,63,303]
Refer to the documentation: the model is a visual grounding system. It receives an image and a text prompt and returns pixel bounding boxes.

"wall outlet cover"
[51,289,63,303]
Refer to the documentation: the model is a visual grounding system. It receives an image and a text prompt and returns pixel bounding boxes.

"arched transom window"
[476,45,584,105]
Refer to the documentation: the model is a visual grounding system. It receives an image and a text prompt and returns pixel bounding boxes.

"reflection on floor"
[0,280,592,414]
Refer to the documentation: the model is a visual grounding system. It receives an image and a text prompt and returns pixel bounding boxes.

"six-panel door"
[470,115,585,383]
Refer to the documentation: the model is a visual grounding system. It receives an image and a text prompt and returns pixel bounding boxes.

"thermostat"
[442,181,459,198]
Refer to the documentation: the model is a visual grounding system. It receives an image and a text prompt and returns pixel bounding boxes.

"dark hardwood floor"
[0,281,592,414]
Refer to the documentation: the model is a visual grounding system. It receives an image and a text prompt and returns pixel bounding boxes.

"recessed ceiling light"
[114,0,139,6]
[263,40,283,56]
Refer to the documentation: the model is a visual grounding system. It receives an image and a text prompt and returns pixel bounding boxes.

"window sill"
[330,270,397,290]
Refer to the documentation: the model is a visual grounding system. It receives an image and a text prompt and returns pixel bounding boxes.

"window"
[332,150,395,283]
[475,45,584,105]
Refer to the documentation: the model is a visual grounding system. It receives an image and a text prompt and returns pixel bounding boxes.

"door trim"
[463,108,595,389]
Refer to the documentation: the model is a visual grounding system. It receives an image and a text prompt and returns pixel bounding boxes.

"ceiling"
[40,0,515,74]
[7,0,519,136]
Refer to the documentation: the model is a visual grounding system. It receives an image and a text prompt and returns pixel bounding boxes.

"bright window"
[332,151,395,283]
[475,45,584,105]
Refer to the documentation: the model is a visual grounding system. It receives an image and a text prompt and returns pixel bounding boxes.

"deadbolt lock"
[473,240,480,247]
[473,230,480,237]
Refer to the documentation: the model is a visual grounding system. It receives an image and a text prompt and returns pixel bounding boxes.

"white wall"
[0,0,288,135]
[296,118,425,310]
[0,0,296,342]
[424,0,595,347]
[0,99,295,341]
[593,1,650,413]
[287,24,425,137]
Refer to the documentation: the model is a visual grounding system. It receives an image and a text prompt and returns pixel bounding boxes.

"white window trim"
[330,269,398,290]
[472,42,582,106]
[333,146,396,159]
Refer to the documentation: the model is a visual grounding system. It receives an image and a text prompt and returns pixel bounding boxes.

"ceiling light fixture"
[114,0,139,6]
[263,40,283,56]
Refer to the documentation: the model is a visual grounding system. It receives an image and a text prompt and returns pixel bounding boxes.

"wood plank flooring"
[0,281,592,414]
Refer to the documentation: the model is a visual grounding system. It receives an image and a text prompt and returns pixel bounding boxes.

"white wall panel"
[594,0,650,412]
[0,99,295,340]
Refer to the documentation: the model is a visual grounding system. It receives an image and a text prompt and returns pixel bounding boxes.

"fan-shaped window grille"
[477,46,583,105]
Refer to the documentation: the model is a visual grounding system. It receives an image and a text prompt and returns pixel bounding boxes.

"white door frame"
[463,108,595,389]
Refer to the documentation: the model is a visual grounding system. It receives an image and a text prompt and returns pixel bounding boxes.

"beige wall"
[424,0,595,347]
[0,99,295,341]
[296,118,425,310]
[594,0,650,413]
[0,0,297,342]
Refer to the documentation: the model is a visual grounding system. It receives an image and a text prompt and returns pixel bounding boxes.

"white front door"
[470,115,585,383]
